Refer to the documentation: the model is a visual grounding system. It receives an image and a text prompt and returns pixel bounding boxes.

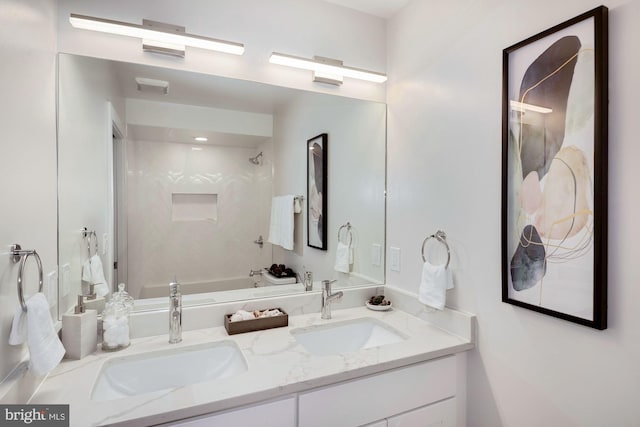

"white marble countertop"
[30,305,474,426]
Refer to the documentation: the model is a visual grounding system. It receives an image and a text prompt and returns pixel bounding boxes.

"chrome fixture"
[10,244,43,312]
[421,230,451,268]
[321,280,343,319]
[249,269,262,277]
[253,235,264,248]
[69,14,245,58]
[136,77,169,95]
[302,271,313,292]
[249,152,263,165]
[269,52,387,85]
[169,281,182,344]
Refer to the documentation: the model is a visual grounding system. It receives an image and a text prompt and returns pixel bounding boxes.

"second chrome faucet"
[321,280,343,319]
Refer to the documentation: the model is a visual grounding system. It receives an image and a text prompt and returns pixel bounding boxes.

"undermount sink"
[291,317,406,356]
[91,340,247,401]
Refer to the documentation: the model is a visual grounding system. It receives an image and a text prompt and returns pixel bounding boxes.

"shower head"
[249,152,263,165]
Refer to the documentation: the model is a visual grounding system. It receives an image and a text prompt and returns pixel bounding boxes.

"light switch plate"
[46,270,58,307]
[371,244,382,266]
[390,247,401,272]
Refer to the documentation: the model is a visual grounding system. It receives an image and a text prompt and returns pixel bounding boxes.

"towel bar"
[421,230,451,268]
[10,244,44,312]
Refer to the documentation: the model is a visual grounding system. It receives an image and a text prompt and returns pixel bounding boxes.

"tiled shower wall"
[125,139,273,298]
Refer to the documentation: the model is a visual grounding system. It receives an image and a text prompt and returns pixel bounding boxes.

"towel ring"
[337,222,353,247]
[421,230,451,269]
[83,228,98,258]
[10,244,44,312]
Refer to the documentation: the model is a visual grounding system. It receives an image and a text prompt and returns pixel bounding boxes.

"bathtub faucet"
[169,281,182,344]
[249,269,262,277]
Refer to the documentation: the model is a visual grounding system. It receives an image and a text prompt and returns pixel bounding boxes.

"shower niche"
[171,193,219,222]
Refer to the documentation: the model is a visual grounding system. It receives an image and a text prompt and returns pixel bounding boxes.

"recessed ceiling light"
[194,137,208,142]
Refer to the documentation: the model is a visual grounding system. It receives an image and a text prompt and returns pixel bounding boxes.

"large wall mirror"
[57,53,386,314]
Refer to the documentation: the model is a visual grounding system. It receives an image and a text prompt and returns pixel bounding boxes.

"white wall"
[0,0,57,382]
[56,0,386,102]
[58,54,125,312]
[273,95,386,285]
[126,139,272,298]
[386,0,640,425]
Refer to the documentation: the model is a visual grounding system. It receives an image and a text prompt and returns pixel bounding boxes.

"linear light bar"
[69,14,244,56]
[269,52,387,84]
[510,100,553,114]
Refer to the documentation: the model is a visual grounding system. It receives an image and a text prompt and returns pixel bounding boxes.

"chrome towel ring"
[82,228,98,258]
[421,230,451,269]
[10,244,44,312]
[337,222,353,247]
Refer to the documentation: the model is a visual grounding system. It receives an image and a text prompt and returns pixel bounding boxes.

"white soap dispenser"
[62,295,98,359]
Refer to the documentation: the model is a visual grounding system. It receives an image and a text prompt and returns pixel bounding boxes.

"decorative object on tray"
[366,295,392,311]
[224,308,288,335]
[267,263,296,279]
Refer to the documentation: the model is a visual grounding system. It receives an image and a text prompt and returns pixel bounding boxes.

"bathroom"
[1,0,639,426]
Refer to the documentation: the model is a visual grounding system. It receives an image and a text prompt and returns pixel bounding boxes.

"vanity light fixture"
[269,52,387,85]
[135,77,169,94]
[69,14,244,58]
[194,136,208,142]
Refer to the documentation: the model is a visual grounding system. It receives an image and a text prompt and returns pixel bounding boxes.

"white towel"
[418,262,454,310]
[268,195,295,250]
[334,241,351,273]
[8,293,65,376]
[82,255,109,297]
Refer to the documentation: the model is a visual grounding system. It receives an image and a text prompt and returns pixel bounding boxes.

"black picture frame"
[501,6,608,329]
[307,133,328,250]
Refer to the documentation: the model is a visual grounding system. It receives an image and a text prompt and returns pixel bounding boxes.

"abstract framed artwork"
[501,6,608,329]
[307,133,328,250]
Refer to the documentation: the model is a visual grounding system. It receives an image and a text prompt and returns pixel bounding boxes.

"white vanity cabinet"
[298,355,461,427]
[387,397,457,427]
[163,396,296,427]
[163,354,464,427]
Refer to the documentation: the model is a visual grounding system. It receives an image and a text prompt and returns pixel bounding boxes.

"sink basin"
[291,318,406,356]
[91,340,247,401]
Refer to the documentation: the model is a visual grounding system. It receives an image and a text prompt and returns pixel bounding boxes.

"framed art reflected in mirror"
[307,133,327,250]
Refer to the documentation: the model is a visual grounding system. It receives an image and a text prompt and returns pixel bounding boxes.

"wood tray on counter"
[224,308,289,335]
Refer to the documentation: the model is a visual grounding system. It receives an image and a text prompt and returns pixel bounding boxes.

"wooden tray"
[224,308,288,335]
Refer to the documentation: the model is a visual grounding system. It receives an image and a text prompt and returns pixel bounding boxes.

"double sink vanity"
[26,286,475,426]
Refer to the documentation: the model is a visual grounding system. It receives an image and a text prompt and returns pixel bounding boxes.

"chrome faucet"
[303,271,313,291]
[169,281,182,344]
[321,280,343,319]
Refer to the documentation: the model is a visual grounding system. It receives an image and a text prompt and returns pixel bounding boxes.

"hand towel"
[334,241,351,273]
[268,195,295,250]
[9,293,65,376]
[418,262,454,310]
[89,255,109,297]
[82,255,109,297]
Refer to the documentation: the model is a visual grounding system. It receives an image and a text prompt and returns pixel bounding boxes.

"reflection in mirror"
[57,54,386,315]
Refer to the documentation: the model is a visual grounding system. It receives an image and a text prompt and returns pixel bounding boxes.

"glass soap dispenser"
[101,283,134,351]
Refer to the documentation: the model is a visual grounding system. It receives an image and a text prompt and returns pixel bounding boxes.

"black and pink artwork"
[501,6,608,329]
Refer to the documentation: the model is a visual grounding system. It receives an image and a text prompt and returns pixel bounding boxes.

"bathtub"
[139,276,255,299]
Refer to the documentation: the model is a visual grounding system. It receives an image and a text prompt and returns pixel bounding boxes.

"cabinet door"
[387,397,456,427]
[165,396,296,427]
[299,356,456,427]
